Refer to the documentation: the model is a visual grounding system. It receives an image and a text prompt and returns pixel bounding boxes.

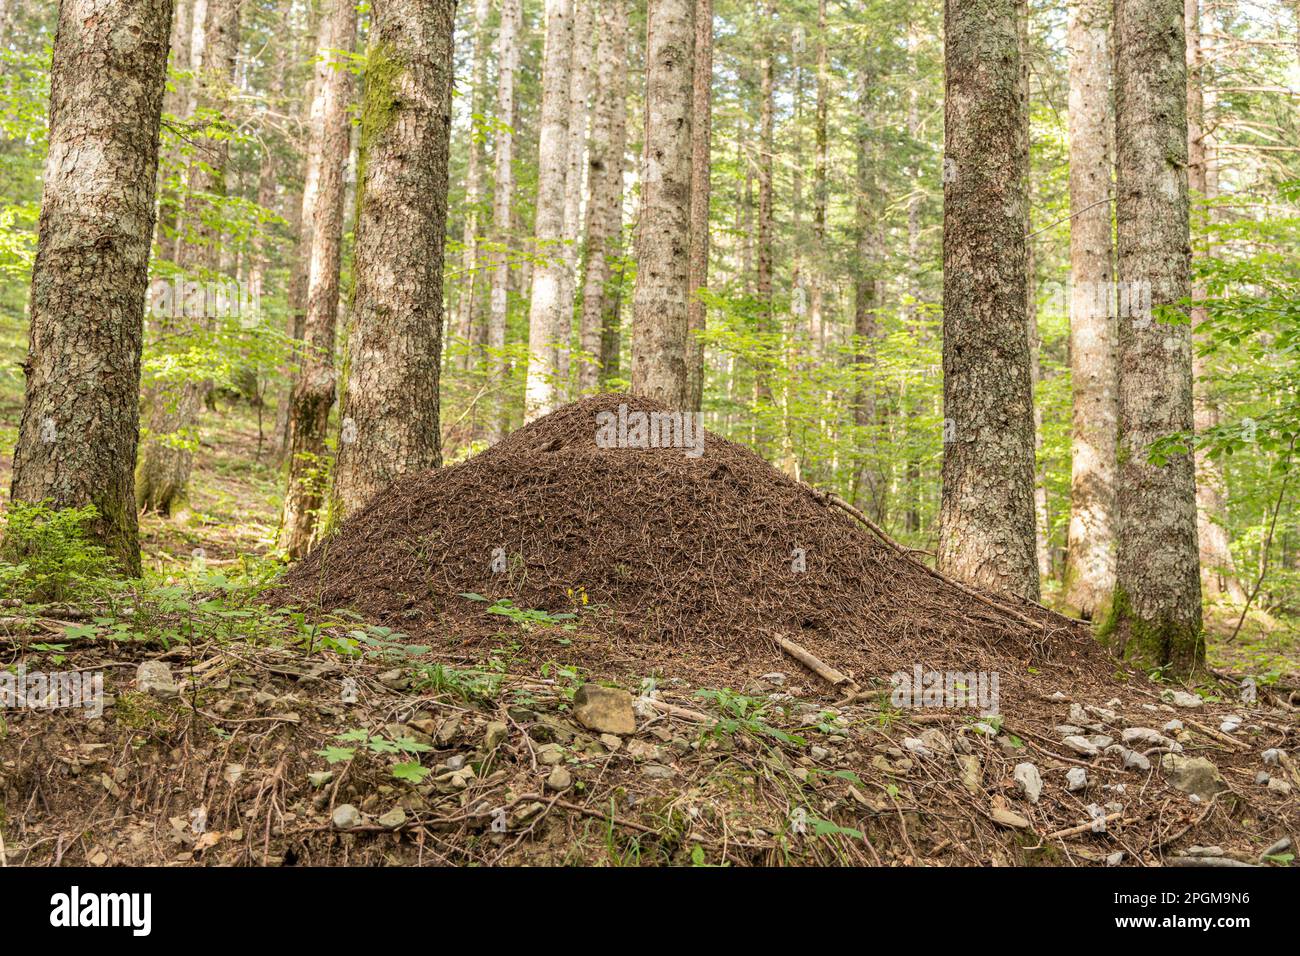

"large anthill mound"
[280,393,1112,698]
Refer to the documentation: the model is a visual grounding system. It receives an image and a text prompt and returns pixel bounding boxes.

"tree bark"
[629,0,693,408]
[1062,0,1118,618]
[809,0,827,348]
[578,0,629,394]
[454,0,491,368]
[938,0,1040,600]
[487,0,521,440]
[1109,0,1204,673]
[684,0,711,412]
[329,0,454,519]
[279,0,356,558]
[560,0,594,357]
[523,0,575,420]
[853,60,885,522]
[10,0,172,575]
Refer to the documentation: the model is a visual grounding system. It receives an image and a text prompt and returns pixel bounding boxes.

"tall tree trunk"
[578,0,629,393]
[1186,0,1244,602]
[279,0,356,558]
[938,0,1039,600]
[809,0,827,348]
[1109,0,1203,673]
[684,0,711,412]
[155,0,191,260]
[11,0,172,576]
[755,7,774,411]
[630,0,693,408]
[328,0,454,519]
[454,0,491,368]
[487,0,521,440]
[136,0,241,517]
[1063,0,1117,618]
[853,61,884,521]
[559,0,594,362]
[523,0,574,420]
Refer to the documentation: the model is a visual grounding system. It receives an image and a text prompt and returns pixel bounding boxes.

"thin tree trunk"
[279,0,356,557]
[853,61,884,522]
[454,0,491,368]
[755,7,774,411]
[487,0,521,441]
[630,0,693,408]
[523,0,575,420]
[579,0,629,393]
[938,0,1040,600]
[11,0,172,575]
[1186,0,1245,602]
[329,0,454,519]
[559,0,594,365]
[1062,0,1118,618]
[1109,0,1204,673]
[136,0,242,517]
[809,0,827,348]
[684,0,711,412]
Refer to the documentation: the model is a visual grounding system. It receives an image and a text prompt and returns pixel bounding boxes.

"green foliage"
[0,502,119,603]
[695,688,807,747]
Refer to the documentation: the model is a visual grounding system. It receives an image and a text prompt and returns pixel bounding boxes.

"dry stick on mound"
[807,487,1054,634]
[774,635,860,693]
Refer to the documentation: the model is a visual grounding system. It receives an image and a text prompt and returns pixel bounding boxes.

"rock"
[1069,703,1090,725]
[308,771,334,788]
[760,672,787,686]
[572,684,636,735]
[1087,706,1119,724]
[991,807,1031,829]
[1049,691,1069,701]
[1163,690,1203,709]
[1261,837,1292,861]
[377,807,406,829]
[331,804,362,830]
[377,669,409,690]
[1106,852,1124,866]
[136,661,177,697]
[1219,716,1242,733]
[1065,767,1088,792]
[918,729,951,754]
[1062,735,1100,757]
[626,739,664,762]
[599,733,623,752]
[643,763,676,780]
[902,737,932,757]
[483,721,508,751]
[1160,753,1228,801]
[1014,762,1043,804]
[810,746,830,762]
[536,744,565,766]
[1087,734,1114,750]
[1121,749,1151,772]
[1261,748,1283,766]
[545,766,572,792]
[1162,719,1183,733]
[444,754,468,772]
[956,755,982,795]
[1121,727,1177,749]
[1056,725,1086,737]
[1266,778,1292,796]
[1255,771,1271,785]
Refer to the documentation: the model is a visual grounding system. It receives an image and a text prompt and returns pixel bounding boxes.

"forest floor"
[0,394,1297,867]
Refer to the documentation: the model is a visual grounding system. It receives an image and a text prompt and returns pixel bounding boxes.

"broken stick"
[775,635,860,693]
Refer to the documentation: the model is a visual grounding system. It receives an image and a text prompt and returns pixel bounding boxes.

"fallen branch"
[775,635,859,692]
[644,697,712,723]
[1041,811,1125,841]
[1168,856,1259,868]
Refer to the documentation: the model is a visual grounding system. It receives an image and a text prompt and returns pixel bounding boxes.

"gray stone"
[572,684,636,735]
[599,733,623,752]
[136,660,177,697]
[1266,778,1292,796]
[331,804,362,830]
[1160,753,1228,801]
[1163,690,1203,709]
[1262,748,1283,766]
[1065,767,1088,792]
[377,807,407,829]
[1106,852,1124,866]
[484,721,508,751]
[1062,735,1100,757]
[308,771,334,788]
[536,744,565,766]
[1014,762,1043,804]
[956,755,982,795]
[545,766,572,791]
[642,763,676,780]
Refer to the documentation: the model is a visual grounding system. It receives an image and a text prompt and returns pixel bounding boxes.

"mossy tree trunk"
[1108,0,1204,674]
[328,0,455,521]
[10,0,173,575]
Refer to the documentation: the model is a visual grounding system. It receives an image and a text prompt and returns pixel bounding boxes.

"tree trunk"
[1062,0,1117,618]
[10,0,172,576]
[1186,0,1245,602]
[578,0,629,394]
[523,0,574,420]
[1109,0,1203,673]
[454,0,491,368]
[809,0,827,348]
[136,0,241,516]
[559,0,594,361]
[279,0,356,558]
[629,0,693,408]
[938,0,1039,600]
[755,7,774,411]
[853,61,885,522]
[684,0,712,412]
[486,0,521,441]
[328,0,455,519]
